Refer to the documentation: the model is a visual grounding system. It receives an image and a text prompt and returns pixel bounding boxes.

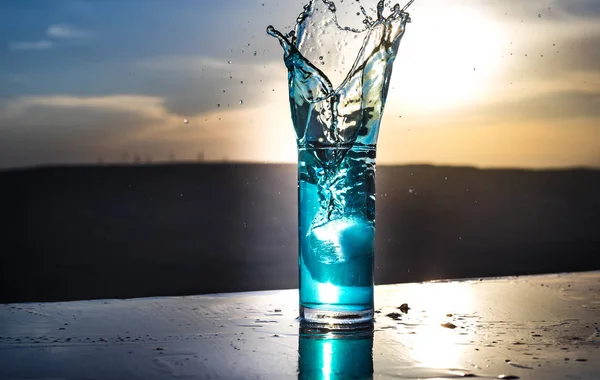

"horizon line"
[1,160,599,173]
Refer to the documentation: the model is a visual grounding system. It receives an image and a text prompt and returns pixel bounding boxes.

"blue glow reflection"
[298,327,373,379]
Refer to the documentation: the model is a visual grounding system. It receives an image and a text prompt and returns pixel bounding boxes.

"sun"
[388,5,507,111]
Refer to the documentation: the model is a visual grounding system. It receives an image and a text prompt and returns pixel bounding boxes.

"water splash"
[269,0,412,226]
[267,0,412,155]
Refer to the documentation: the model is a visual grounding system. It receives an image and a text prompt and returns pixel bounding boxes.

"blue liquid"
[299,144,375,313]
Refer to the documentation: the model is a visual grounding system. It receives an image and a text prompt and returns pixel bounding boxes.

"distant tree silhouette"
[133,154,141,164]
[197,151,205,161]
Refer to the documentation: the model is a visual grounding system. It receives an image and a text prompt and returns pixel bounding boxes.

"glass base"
[300,305,374,330]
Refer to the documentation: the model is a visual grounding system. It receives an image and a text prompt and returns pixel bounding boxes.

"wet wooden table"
[1,272,599,379]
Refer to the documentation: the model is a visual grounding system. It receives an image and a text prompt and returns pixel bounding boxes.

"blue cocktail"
[298,144,376,323]
[269,0,412,326]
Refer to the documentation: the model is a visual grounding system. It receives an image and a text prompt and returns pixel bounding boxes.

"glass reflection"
[298,324,373,379]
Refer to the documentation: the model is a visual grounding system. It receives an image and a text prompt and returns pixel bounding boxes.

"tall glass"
[268,0,412,327]
[298,144,376,324]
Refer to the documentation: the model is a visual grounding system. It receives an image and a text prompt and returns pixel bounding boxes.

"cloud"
[554,0,600,19]
[0,92,294,168]
[0,95,182,146]
[457,0,600,22]
[7,25,91,52]
[135,56,233,72]
[9,40,54,51]
[0,95,179,133]
[46,24,92,38]
[481,90,600,123]
[7,95,169,116]
[133,54,280,78]
[0,94,183,167]
[132,55,286,117]
[377,116,600,169]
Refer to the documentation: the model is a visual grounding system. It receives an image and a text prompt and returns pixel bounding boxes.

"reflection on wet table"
[0,272,599,379]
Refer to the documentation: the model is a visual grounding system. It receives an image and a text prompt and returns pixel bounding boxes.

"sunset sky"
[0,0,599,169]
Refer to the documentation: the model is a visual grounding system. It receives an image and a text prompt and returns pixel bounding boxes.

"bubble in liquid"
[538,14,542,18]
[239,99,244,105]
[217,104,221,108]
[183,118,189,124]
[228,60,232,64]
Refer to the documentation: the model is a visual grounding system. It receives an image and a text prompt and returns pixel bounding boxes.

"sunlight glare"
[391,6,506,111]
[322,340,333,377]
[318,282,340,304]
[404,282,476,369]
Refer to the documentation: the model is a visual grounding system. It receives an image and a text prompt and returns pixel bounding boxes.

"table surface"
[1,272,599,379]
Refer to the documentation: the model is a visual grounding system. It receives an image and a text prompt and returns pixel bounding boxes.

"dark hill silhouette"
[1,163,599,303]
